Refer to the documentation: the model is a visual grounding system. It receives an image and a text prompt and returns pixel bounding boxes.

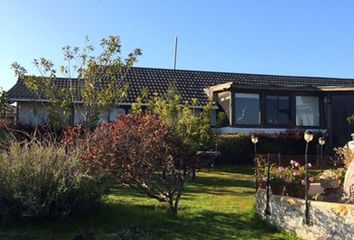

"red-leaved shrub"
[63,114,192,213]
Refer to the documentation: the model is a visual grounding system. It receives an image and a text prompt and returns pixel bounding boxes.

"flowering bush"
[284,160,314,198]
[268,165,288,195]
[259,160,314,198]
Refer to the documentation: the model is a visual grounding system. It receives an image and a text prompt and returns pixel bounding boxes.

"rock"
[344,161,354,198]
[320,170,341,189]
[315,187,344,202]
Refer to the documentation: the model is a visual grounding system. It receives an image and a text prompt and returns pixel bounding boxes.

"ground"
[0,166,298,240]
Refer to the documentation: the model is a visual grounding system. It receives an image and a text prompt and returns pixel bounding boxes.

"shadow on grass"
[0,202,292,240]
[191,176,254,189]
[209,165,255,175]
[0,166,294,240]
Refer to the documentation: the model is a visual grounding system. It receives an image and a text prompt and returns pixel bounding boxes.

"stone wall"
[256,189,354,240]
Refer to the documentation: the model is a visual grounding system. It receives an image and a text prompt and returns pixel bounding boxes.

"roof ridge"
[17,67,354,82]
[131,66,354,81]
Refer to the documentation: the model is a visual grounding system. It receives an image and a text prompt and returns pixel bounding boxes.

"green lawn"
[0,166,298,240]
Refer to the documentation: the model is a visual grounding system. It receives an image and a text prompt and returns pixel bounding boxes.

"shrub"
[332,145,354,168]
[217,129,320,165]
[217,135,253,164]
[65,115,191,214]
[0,141,107,220]
[258,160,314,198]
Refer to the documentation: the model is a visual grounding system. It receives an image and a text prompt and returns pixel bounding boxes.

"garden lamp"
[304,131,314,143]
[319,137,326,171]
[303,130,313,225]
[251,135,259,190]
[251,135,259,144]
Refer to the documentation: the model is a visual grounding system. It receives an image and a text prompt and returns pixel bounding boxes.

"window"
[265,95,290,125]
[296,96,320,126]
[235,93,260,125]
[217,91,231,125]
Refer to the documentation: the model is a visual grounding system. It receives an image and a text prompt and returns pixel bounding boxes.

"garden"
[1,35,354,240]
[252,131,354,240]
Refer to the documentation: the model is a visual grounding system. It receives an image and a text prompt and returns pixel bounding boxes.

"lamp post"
[251,135,259,190]
[318,137,326,171]
[304,130,314,225]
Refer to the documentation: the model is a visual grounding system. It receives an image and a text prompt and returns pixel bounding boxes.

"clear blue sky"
[1,0,354,90]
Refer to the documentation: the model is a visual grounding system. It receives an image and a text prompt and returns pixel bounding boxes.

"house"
[7,67,354,147]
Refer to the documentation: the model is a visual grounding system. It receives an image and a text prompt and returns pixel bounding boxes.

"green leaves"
[11,35,142,130]
[139,85,215,154]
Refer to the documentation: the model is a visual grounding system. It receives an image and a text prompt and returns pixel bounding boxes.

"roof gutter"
[8,98,213,109]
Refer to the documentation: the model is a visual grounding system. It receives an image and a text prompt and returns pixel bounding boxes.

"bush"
[332,145,354,167]
[0,141,107,220]
[217,129,320,165]
[64,115,191,214]
[217,135,253,165]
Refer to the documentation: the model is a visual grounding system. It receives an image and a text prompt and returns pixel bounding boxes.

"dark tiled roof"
[7,67,354,105]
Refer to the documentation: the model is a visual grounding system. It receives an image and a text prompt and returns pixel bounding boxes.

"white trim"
[215,127,327,135]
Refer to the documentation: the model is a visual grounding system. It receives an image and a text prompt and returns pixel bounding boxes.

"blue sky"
[0,0,354,90]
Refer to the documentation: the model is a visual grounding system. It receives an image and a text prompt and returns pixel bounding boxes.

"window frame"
[295,95,320,127]
[234,92,261,126]
[264,94,291,127]
[217,91,232,126]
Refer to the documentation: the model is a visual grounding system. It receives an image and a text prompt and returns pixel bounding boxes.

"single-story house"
[7,67,354,147]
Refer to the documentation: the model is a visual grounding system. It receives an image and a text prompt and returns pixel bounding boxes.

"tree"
[63,115,189,214]
[11,36,142,131]
[133,84,217,155]
[0,88,11,117]
[63,86,217,214]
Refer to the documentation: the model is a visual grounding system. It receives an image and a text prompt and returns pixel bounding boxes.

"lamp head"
[251,135,258,144]
[319,137,326,146]
[304,131,314,143]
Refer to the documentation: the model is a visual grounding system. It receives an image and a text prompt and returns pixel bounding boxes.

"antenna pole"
[173,36,178,70]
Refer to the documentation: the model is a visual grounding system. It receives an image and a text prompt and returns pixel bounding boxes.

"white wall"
[18,102,49,126]
[73,106,126,125]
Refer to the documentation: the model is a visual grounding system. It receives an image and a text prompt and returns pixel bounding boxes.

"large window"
[265,95,290,125]
[235,93,260,125]
[296,96,320,126]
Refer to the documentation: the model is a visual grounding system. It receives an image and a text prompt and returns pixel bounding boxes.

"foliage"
[133,85,216,155]
[63,114,191,214]
[217,134,253,164]
[0,166,298,240]
[334,168,347,183]
[0,141,108,220]
[11,35,142,131]
[331,145,354,168]
[0,88,12,116]
[346,114,354,125]
[258,160,314,197]
[217,129,320,165]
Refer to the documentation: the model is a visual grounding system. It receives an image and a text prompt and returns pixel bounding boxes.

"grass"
[0,166,298,240]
